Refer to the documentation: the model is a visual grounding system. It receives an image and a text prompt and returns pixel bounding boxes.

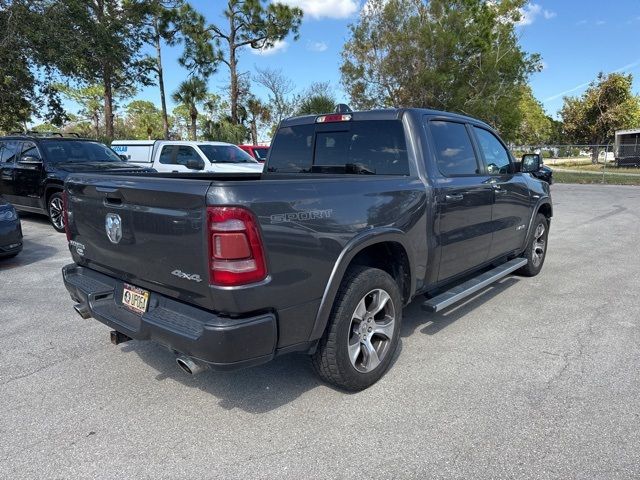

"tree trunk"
[190,113,197,140]
[250,119,258,145]
[154,23,170,140]
[93,112,99,138]
[103,70,114,140]
[591,146,599,164]
[229,14,239,125]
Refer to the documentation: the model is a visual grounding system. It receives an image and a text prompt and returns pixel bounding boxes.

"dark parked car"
[0,135,148,232]
[62,108,552,391]
[0,197,22,258]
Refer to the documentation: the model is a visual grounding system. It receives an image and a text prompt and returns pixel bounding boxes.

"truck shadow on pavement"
[119,277,520,413]
[126,343,322,413]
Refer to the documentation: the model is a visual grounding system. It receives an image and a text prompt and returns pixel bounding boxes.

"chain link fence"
[511,144,640,185]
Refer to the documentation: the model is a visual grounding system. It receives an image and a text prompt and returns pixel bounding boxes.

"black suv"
[0,134,147,231]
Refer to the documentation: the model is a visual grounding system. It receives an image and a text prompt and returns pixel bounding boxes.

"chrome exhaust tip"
[176,356,207,376]
[73,303,91,319]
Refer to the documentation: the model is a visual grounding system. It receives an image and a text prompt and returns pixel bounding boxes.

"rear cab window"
[267,120,410,175]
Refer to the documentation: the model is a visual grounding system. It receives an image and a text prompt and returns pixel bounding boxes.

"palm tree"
[172,77,208,140]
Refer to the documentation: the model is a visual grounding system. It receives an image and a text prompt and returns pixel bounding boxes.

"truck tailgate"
[66,175,213,308]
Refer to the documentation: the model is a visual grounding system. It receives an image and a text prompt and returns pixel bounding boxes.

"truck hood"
[55,162,149,173]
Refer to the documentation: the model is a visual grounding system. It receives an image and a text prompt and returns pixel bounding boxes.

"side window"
[20,142,42,161]
[175,146,202,167]
[473,127,511,175]
[429,121,479,176]
[158,146,176,164]
[1,141,20,164]
[267,124,315,173]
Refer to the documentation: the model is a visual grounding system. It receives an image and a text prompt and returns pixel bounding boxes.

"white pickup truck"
[111,140,264,174]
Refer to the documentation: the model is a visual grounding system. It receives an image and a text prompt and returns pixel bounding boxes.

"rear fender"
[308,228,416,342]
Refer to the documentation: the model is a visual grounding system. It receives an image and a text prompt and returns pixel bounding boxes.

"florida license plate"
[122,283,149,314]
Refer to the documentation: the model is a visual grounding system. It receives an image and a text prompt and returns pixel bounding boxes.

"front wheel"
[47,192,65,233]
[311,266,402,391]
[517,213,549,277]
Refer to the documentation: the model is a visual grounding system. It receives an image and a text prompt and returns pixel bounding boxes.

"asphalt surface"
[1,183,639,479]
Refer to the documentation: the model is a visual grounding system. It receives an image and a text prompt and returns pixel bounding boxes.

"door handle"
[492,185,509,195]
[445,194,464,202]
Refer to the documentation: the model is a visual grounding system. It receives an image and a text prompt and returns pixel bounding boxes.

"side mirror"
[118,154,128,161]
[521,154,541,173]
[186,159,204,170]
[18,156,43,166]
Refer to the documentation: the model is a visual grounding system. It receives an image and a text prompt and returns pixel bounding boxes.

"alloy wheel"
[347,289,396,373]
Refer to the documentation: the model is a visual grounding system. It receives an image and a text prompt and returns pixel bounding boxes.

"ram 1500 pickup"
[62,108,552,391]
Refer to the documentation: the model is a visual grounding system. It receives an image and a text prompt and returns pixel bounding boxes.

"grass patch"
[554,171,640,186]
[550,162,640,174]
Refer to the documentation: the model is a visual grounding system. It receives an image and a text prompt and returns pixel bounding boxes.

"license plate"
[122,283,149,315]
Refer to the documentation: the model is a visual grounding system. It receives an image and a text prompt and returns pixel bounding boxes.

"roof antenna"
[335,104,353,114]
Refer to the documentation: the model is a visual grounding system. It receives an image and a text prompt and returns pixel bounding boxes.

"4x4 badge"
[105,213,122,244]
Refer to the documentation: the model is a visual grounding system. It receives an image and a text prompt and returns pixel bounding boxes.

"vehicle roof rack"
[25,131,64,137]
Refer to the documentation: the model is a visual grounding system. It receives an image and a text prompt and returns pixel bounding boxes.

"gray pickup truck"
[62,108,552,391]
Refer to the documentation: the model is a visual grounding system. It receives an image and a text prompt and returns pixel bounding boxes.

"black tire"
[311,266,402,391]
[47,191,65,233]
[517,213,549,277]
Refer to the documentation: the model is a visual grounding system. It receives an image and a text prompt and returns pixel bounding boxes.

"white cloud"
[596,20,606,25]
[279,0,359,19]
[516,3,556,26]
[307,41,329,52]
[251,40,289,56]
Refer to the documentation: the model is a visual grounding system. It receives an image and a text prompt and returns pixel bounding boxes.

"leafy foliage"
[341,0,541,140]
[561,73,640,152]
[180,0,303,124]
[513,86,552,145]
[172,77,208,139]
[124,100,166,139]
[297,82,337,115]
[41,0,155,139]
[0,0,65,132]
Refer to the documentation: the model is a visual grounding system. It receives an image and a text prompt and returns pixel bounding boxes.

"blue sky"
[92,1,640,120]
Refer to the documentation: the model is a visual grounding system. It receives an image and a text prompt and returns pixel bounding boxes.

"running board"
[422,258,528,313]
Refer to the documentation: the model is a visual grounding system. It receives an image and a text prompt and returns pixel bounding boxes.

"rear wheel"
[312,266,402,391]
[517,213,549,277]
[47,191,65,233]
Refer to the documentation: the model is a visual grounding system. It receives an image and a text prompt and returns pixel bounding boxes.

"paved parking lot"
[1,183,639,479]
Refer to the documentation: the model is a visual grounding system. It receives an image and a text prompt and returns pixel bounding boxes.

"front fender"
[308,227,416,342]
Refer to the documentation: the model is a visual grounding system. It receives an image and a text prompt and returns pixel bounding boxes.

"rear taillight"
[62,190,71,241]
[207,207,267,286]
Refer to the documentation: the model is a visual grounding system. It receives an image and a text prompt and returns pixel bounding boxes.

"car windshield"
[253,147,269,161]
[42,140,123,163]
[199,145,257,164]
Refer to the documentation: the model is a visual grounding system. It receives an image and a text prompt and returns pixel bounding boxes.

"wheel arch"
[521,197,552,252]
[308,228,416,342]
[44,182,64,209]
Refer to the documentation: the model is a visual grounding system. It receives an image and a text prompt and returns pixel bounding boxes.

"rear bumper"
[0,219,23,257]
[62,264,277,370]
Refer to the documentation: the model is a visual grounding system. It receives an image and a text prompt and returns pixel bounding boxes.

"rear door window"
[268,120,409,175]
[20,142,42,161]
[429,121,480,176]
[1,141,20,164]
[158,145,176,164]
